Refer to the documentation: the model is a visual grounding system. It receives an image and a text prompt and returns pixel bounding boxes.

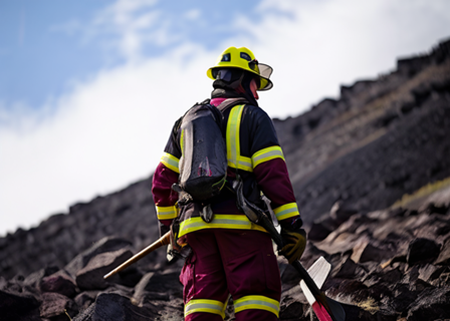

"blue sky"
[1,0,450,236]
[1,0,264,109]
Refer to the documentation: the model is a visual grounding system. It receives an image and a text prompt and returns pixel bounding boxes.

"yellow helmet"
[206,47,273,91]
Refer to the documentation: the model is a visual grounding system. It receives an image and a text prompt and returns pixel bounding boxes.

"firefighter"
[152,47,306,320]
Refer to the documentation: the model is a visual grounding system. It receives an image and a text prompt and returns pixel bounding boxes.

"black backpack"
[172,100,228,205]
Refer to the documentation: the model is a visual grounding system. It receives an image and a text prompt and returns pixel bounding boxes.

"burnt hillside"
[273,38,450,225]
[1,38,450,321]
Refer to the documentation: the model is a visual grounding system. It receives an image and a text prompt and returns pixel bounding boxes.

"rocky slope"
[273,38,450,225]
[1,38,449,320]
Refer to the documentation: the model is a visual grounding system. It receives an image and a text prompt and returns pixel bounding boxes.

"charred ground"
[1,38,450,320]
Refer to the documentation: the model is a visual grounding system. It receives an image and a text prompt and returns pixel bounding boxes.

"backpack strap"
[216,97,249,113]
[174,99,212,132]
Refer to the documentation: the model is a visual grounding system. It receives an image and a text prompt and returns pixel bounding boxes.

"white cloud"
[184,9,201,21]
[90,0,161,62]
[0,43,215,234]
[238,0,450,116]
[1,0,450,235]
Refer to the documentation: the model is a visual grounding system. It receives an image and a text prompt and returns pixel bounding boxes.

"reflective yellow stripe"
[180,129,184,155]
[178,214,267,237]
[232,155,252,172]
[273,202,300,220]
[252,146,285,168]
[160,152,180,174]
[185,299,226,319]
[227,105,242,167]
[226,105,253,172]
[234,295,280,317]
[156,205,178,220]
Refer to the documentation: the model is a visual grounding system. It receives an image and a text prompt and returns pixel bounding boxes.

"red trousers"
[180,229,281,320]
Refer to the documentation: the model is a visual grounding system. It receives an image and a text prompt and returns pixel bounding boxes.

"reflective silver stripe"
[234,299,279,311]
[226,105,253,172]
[184,299,225,318]
[276,207,296,219]
[184,218,248,229]
[227,105,242,168]
[274,203,299,220]
[161,152,180,173]
[185,303,222,313]
[178,215,267,237]
[156,205,178,220]
[234,295,280,317]
[252,146,284,168]
[238,157,252,170]
[227,157,252,171]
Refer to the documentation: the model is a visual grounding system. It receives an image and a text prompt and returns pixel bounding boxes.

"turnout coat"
[152,97,300,237]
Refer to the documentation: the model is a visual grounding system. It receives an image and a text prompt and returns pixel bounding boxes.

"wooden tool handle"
[103,231,171,279]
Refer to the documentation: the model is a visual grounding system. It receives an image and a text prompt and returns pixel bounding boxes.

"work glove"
[279,217,307,264]
[170,222,188,253]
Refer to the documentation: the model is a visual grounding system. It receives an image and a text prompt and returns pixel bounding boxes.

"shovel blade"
[299,256,346,321]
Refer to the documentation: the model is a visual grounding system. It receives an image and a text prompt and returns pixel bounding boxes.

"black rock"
[436,238,450,265]
[2,36,450,321]
[40,270,78,298]
[406,288,450,321]
[0,289,41,321]
[75,248,133,290]
[74,290,98,311]
[73,292,159,321]
[307,221,332,241]
[65,236,133,278]
[407,238,441,266]
[40,292,79,321]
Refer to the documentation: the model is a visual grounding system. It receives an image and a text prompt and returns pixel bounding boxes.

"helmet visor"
[210,63,273,90]
[212,69,233,82]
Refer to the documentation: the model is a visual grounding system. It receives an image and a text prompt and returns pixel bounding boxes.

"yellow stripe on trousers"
[234,295,280,317]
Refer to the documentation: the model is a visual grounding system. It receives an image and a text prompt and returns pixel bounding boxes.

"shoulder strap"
[174,99,212,132]
[216,97,249,113]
